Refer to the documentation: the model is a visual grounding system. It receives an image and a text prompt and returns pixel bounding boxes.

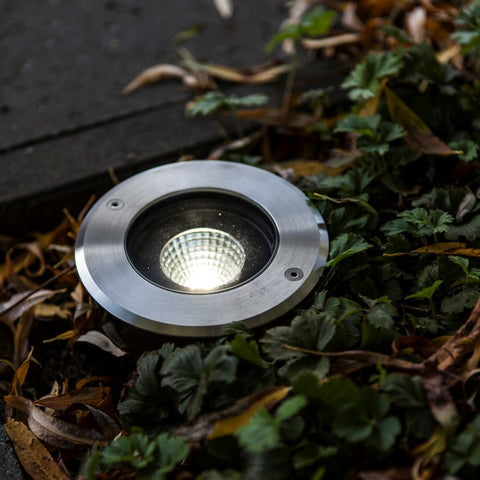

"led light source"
[75,160,329,337]
[160,227,246,291]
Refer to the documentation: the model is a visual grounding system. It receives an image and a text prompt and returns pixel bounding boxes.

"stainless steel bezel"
[75,160,329,337]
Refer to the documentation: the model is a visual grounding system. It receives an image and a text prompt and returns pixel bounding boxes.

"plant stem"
[281,46,299,120]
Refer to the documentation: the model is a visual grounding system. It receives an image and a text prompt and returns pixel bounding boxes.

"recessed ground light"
[75,160,329,337]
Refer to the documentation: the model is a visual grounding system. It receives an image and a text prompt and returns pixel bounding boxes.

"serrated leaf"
[119,350,170,426]
[261,312,336,360]
[326,233,372,268]
[230,334,270,368]
[161,345,237,418]
[187,92,268,117]
[342,52,403,101]
[384,374,427,409]
[235,409,279,453]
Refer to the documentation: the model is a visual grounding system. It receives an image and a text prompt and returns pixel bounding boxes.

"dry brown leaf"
[76,331,128,357]
[35,303,71,320]
[10,347,34,395]
[14,308,36,366]
[5,395,106,448]
[34,387,112,411]
[208,128,265,160]
[212,0,233,19]
[85,405,121,442]
[122,64,199,95]
[0,289,64,325]
[405,7,427,43]
[341,2,364,31]
[192,62,290,84]
[384,242,480,257]
[302,33,361,50]
[4,418,72,480]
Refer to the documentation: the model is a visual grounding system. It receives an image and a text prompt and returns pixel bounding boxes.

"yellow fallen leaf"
[4,418,71,480]
[43,330,76,343]
[384,242,480,257]
[10,347,33,395]
[209,386,291,439]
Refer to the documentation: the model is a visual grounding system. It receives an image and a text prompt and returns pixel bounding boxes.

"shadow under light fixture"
[75,160,329,337]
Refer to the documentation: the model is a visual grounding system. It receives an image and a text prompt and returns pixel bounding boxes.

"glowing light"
[160,228,245,291]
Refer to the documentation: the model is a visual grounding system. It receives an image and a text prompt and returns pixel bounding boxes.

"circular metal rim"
[75,160,329,337]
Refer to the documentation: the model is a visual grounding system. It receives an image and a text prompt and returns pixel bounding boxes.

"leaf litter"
[4,1,480,479]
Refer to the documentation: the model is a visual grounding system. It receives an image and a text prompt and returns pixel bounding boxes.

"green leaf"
[235,408,280,453]
[265,24,301,53]
[441,287,480,314]
[299,7,337,38]
[326,233,372,268]
[93,429,188,479]
[361,295,398,330]
[118,349,172,427]
[261,310,336,360]
[372,416,402,452]
[399,208,454,236]
[332,388,400,450]
[275,395,307,422]
[161,345,237,418]
[230,334,270,368]
[332,403,373,442]
[155,432,189,475]
[449,139,478,161]
[265,6,336,52]
[335,114,381,137]
[384,374,427,409]
[187,92,268,117]
[341,52,404,101]
[406,280,443,300]
[445,415,480,474]
[453,1,480,53]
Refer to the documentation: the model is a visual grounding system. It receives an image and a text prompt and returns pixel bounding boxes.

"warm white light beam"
[160,228,246,291]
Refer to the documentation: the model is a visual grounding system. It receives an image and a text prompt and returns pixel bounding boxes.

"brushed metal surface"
[75,160,329,337]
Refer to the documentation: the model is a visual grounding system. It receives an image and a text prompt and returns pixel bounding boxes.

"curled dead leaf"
[0,289,64,325]
[302,33,361,50]
[122,64,199,95]
[76,331,128,357]
[5,395,107,449]
[4,418,72,480]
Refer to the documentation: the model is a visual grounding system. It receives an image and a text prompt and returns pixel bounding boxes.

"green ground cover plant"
[3,1,480,479]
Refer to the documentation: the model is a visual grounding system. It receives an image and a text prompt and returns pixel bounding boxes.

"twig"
[282,344,424,372]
